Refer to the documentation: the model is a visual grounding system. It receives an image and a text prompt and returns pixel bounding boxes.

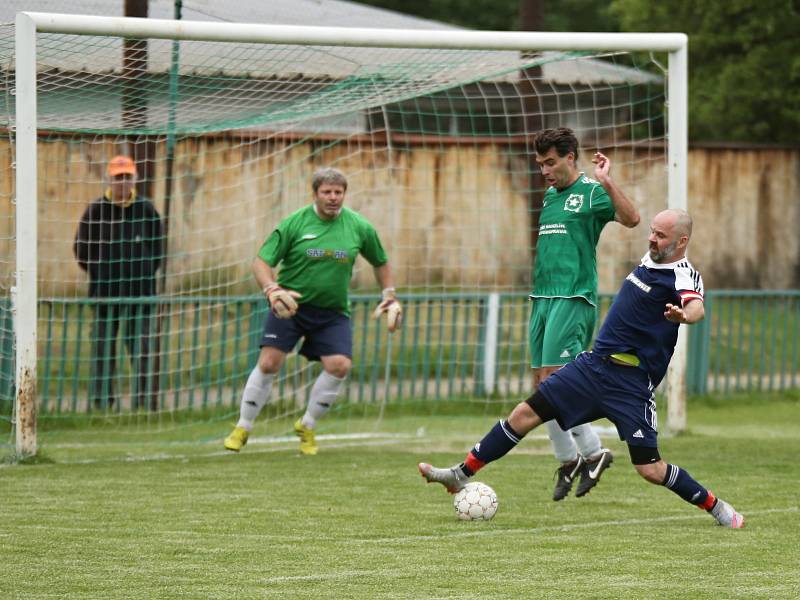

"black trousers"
[91,303,154,410]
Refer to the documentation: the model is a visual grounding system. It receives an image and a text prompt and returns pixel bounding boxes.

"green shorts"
[528,297,597,368]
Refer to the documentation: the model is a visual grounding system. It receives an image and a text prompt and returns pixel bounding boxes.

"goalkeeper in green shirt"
[530,128,640,500]
[224,168,401,455]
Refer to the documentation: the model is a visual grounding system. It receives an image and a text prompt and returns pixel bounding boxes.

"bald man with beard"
[419,209,744,529]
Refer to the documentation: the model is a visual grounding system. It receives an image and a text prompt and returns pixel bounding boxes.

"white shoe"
[709,497,745,528]
[418,462,469,493]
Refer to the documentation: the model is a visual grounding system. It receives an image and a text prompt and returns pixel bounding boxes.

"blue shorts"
[538,352,658,447]
[260,304,352,361]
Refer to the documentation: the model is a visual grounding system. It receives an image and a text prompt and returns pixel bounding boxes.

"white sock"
[546,420,579,463]
[300,370,345,429]
[236,367,274,431]
[570,422,602,459]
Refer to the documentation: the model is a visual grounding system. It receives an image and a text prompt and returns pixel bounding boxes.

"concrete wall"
[1,137,797,296]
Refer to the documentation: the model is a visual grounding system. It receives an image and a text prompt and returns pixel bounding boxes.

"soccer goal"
[3,12,687,457]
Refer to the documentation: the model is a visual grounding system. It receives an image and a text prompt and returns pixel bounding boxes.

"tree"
[356,0,619,32]
[610,0,800,143]
[356,0,799,143]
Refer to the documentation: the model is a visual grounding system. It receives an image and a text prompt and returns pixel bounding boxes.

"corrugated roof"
[5,0,464,30]
[3,0,661,85]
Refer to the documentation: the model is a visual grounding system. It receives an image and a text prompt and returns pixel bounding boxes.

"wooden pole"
[518,0,546,264]
[122,0,154,200]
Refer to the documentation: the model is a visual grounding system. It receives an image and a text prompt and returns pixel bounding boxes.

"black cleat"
[552,457,583,501]
[575,449,613,497]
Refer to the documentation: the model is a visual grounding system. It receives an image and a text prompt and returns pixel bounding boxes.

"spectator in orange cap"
[74,155,164,411]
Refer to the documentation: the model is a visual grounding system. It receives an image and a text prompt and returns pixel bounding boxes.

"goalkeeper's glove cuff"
[264,284,301,319]
[373,290,402,332]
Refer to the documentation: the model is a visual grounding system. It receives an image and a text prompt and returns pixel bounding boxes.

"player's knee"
[524,389,557,423]
[257,348,284,374]
[508,394,548,436]
[323,356,351,378]
[628,445,664,484]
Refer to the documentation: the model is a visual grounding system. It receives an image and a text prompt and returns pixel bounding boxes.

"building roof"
[5,0,462,31]
[3,0,661,85]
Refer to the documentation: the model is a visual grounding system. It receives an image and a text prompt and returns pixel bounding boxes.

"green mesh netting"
[1,24,669,454]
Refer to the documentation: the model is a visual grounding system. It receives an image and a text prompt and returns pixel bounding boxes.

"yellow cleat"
[223,426,249,452]
[293,419,319,455]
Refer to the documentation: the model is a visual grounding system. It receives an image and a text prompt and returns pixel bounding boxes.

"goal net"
[1,15,685,458]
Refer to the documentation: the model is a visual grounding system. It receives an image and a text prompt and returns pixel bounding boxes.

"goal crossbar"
[12,11,689,456]
[21,12,687,51]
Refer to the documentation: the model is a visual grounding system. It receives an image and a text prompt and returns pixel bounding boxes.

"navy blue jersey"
[593,253,704,387]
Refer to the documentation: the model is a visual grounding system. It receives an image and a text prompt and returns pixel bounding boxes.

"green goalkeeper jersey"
[258,205,388,316]
[531,173,616,306]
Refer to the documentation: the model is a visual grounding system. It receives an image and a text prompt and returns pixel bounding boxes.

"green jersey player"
[529,128,640,500]
[224,168,401,455]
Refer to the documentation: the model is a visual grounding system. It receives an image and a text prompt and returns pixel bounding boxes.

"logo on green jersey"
[564,194,584,213]
[306,248,350,263]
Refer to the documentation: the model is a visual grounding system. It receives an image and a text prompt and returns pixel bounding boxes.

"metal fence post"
[687,293,712,394]
[481,293,500,396]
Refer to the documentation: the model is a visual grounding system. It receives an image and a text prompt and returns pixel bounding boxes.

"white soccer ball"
[453,482,498,521]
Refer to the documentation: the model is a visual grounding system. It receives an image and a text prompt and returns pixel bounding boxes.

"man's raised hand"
[592,152,610,181]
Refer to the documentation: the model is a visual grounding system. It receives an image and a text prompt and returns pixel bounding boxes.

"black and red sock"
[460,420,523,476]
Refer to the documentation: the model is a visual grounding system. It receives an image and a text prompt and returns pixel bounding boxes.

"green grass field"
[1,392,799,599]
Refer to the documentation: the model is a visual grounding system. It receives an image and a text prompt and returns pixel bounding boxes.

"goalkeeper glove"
[372,287,402,332]
[264,284,302,319]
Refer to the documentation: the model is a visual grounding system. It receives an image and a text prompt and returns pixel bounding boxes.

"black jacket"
[74,195,164,297]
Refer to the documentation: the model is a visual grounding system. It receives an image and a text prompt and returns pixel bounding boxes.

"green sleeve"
[590,185,616,225]
[257,226,290,267]
[359,221,388,267]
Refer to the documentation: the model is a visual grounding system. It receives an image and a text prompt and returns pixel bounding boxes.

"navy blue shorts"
[260,304,352,361]
[538,352,658,447]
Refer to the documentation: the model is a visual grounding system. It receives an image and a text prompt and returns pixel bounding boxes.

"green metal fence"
[1,290,798,412]
[687,290,800,394]
[16,293,536,413]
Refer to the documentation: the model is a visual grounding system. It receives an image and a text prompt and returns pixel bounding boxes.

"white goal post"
[12,11,688,456]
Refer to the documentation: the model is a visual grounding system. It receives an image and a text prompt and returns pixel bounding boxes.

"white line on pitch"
[2,437,409,466]
[9,507,797,548]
